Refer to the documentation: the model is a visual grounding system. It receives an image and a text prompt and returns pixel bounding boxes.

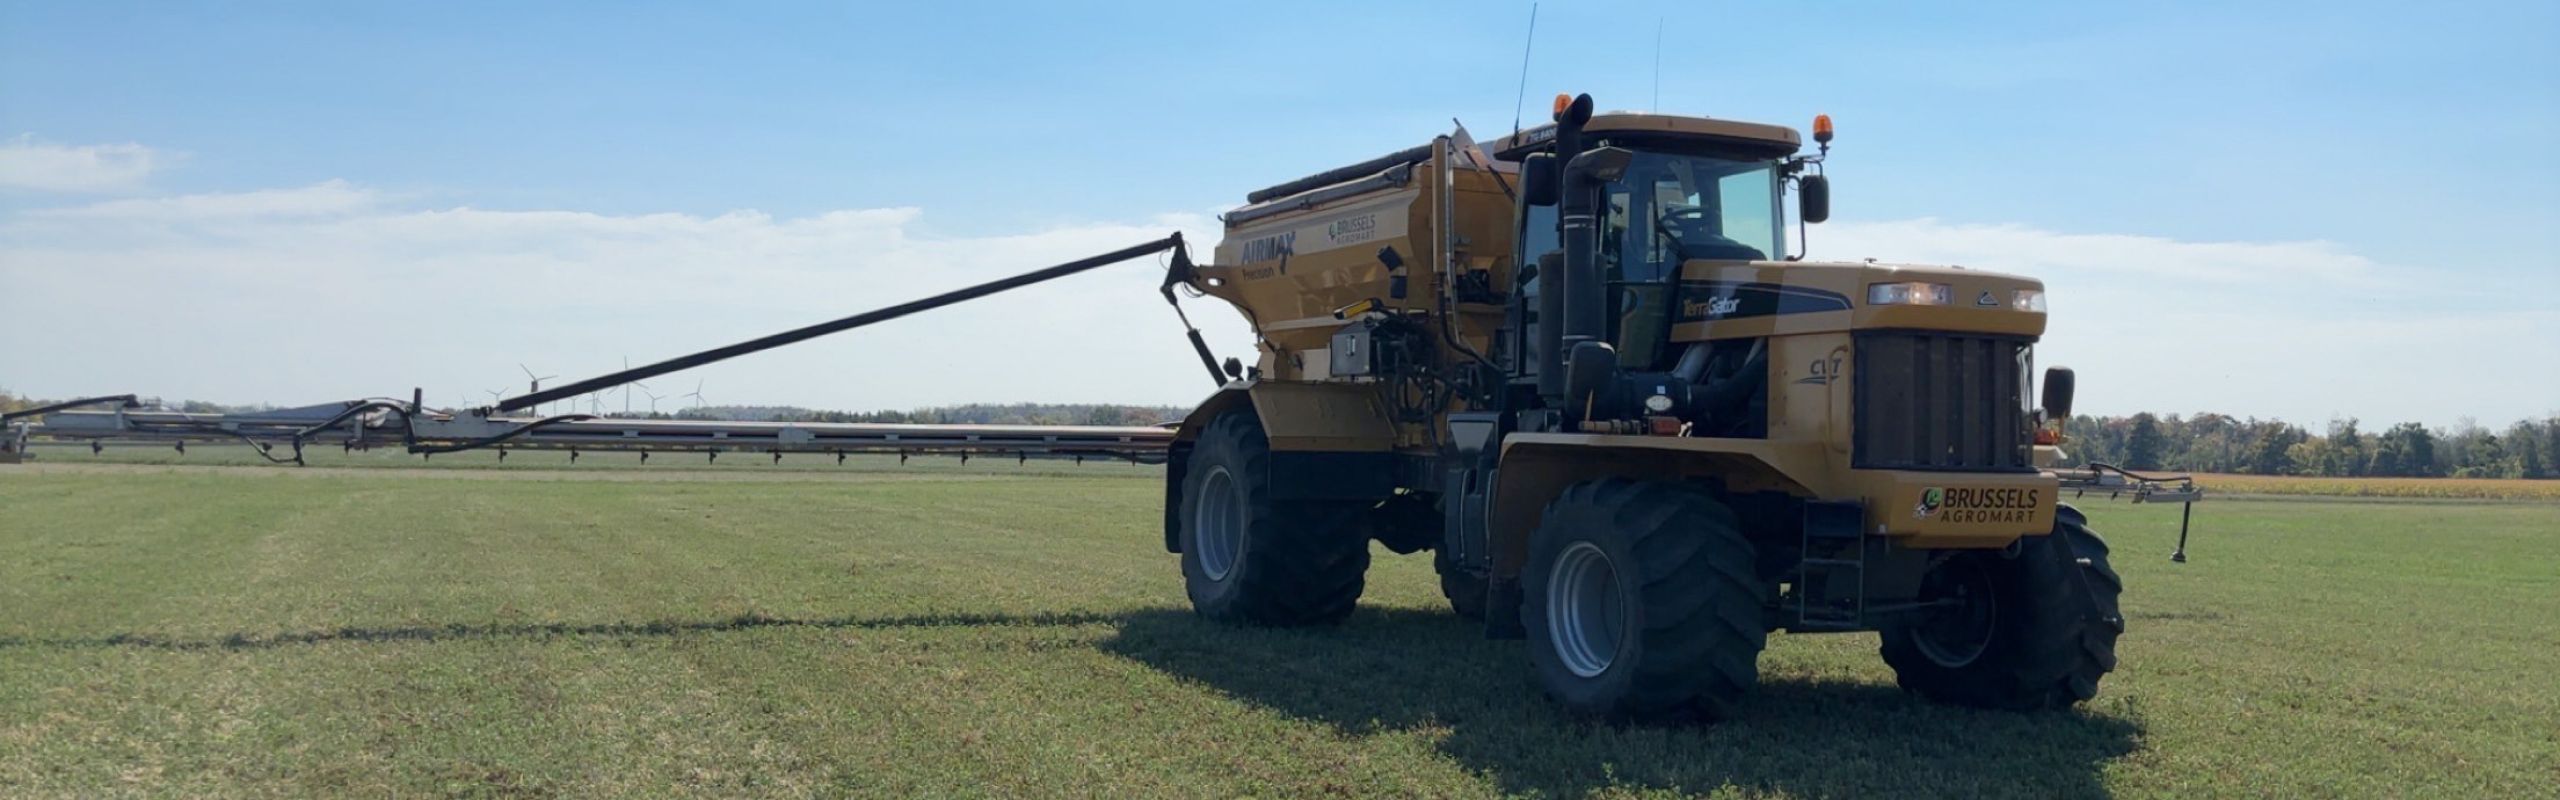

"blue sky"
[3,1,2554,426]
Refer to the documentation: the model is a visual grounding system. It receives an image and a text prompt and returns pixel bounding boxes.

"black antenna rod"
[494,234,1187,413]
[1511,2,1539,137]
[1650,17,1664,112]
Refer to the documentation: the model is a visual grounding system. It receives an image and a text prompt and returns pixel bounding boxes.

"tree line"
[2061,413,2560,479]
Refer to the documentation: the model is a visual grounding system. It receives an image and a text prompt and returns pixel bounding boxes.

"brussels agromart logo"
[1913,486,2040,523]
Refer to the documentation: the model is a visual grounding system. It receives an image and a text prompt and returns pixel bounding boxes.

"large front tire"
[1523,479,1765,723]
[1177,412,1370,626]
[1880,505,2123,710]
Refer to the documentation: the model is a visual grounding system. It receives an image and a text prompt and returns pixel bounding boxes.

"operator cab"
[1495,108,1814,406]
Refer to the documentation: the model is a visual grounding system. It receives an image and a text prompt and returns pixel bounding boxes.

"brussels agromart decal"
[1915,486,2043,524]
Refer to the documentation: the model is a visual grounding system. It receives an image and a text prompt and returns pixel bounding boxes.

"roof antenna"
[1651,17,1664,112]
[1510,3,1539,138]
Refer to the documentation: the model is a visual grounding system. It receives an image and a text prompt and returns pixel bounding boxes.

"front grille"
[1853,331,2033,472]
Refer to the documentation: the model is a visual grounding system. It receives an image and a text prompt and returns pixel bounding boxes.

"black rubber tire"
[1522,479,1765,723]
[1880,505,2124,710]
[1177,412,1371,626]
[1436,547,1488,621]
[1374,492,1488,621]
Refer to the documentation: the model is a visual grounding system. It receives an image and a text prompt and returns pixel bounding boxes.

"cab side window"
[1519,202,1559,288]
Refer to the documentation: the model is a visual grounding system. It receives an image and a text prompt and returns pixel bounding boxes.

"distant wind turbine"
[618,357,644,416]
[519,364,558,415]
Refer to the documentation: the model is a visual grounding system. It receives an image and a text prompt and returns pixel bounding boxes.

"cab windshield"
[1604,152,1783,282]
[1601,152,1782,369]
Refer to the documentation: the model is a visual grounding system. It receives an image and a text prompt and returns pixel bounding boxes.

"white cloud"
[1818,218,2387,286]
[0,185,1249,415]
[1,184,2547,427]
[31,179,378,219]
[1820,220,2558,427]
[0,136,166,192]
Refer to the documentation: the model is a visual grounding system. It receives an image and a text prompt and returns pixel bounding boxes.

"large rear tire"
[1177,412,1370,626]
[1880,505,2123,710]
[1522,479,1765,723]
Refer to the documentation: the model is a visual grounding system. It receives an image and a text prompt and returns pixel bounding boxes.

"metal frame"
[21,409,1172,464]
[2055,463,2206,561]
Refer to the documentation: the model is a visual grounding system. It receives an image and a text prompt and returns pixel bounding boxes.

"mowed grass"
[1,466,2553,798]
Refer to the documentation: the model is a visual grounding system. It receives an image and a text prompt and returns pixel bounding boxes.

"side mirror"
[1565,340,1618,413]
[1798,174,1830,224]
[2041,366,2075,421]
[1521,153,1559,207]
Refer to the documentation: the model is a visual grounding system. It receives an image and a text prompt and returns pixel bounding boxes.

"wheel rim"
[1547,540,1626,678]
[1913,558,1998,668]
[1194,465,1244,581]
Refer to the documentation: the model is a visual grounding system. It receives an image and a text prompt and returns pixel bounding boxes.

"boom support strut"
[496,234,1194,413]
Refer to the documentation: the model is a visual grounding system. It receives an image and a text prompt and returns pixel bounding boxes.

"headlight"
[1867,282,1952,306]
[2012,289,2047,312]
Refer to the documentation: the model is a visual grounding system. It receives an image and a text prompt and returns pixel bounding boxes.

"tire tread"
[1526,479,1766,723]
[1181,413,1370,627]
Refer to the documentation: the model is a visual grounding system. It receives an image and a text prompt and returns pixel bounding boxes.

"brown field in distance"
[2181,473,2560,501]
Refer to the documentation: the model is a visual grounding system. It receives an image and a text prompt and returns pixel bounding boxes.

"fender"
[1485,434,1827,577]
[1162,380,1400,552]
[1169,379,1398,452]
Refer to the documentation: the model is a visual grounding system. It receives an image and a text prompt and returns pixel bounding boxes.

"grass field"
[2,462,2554,798]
